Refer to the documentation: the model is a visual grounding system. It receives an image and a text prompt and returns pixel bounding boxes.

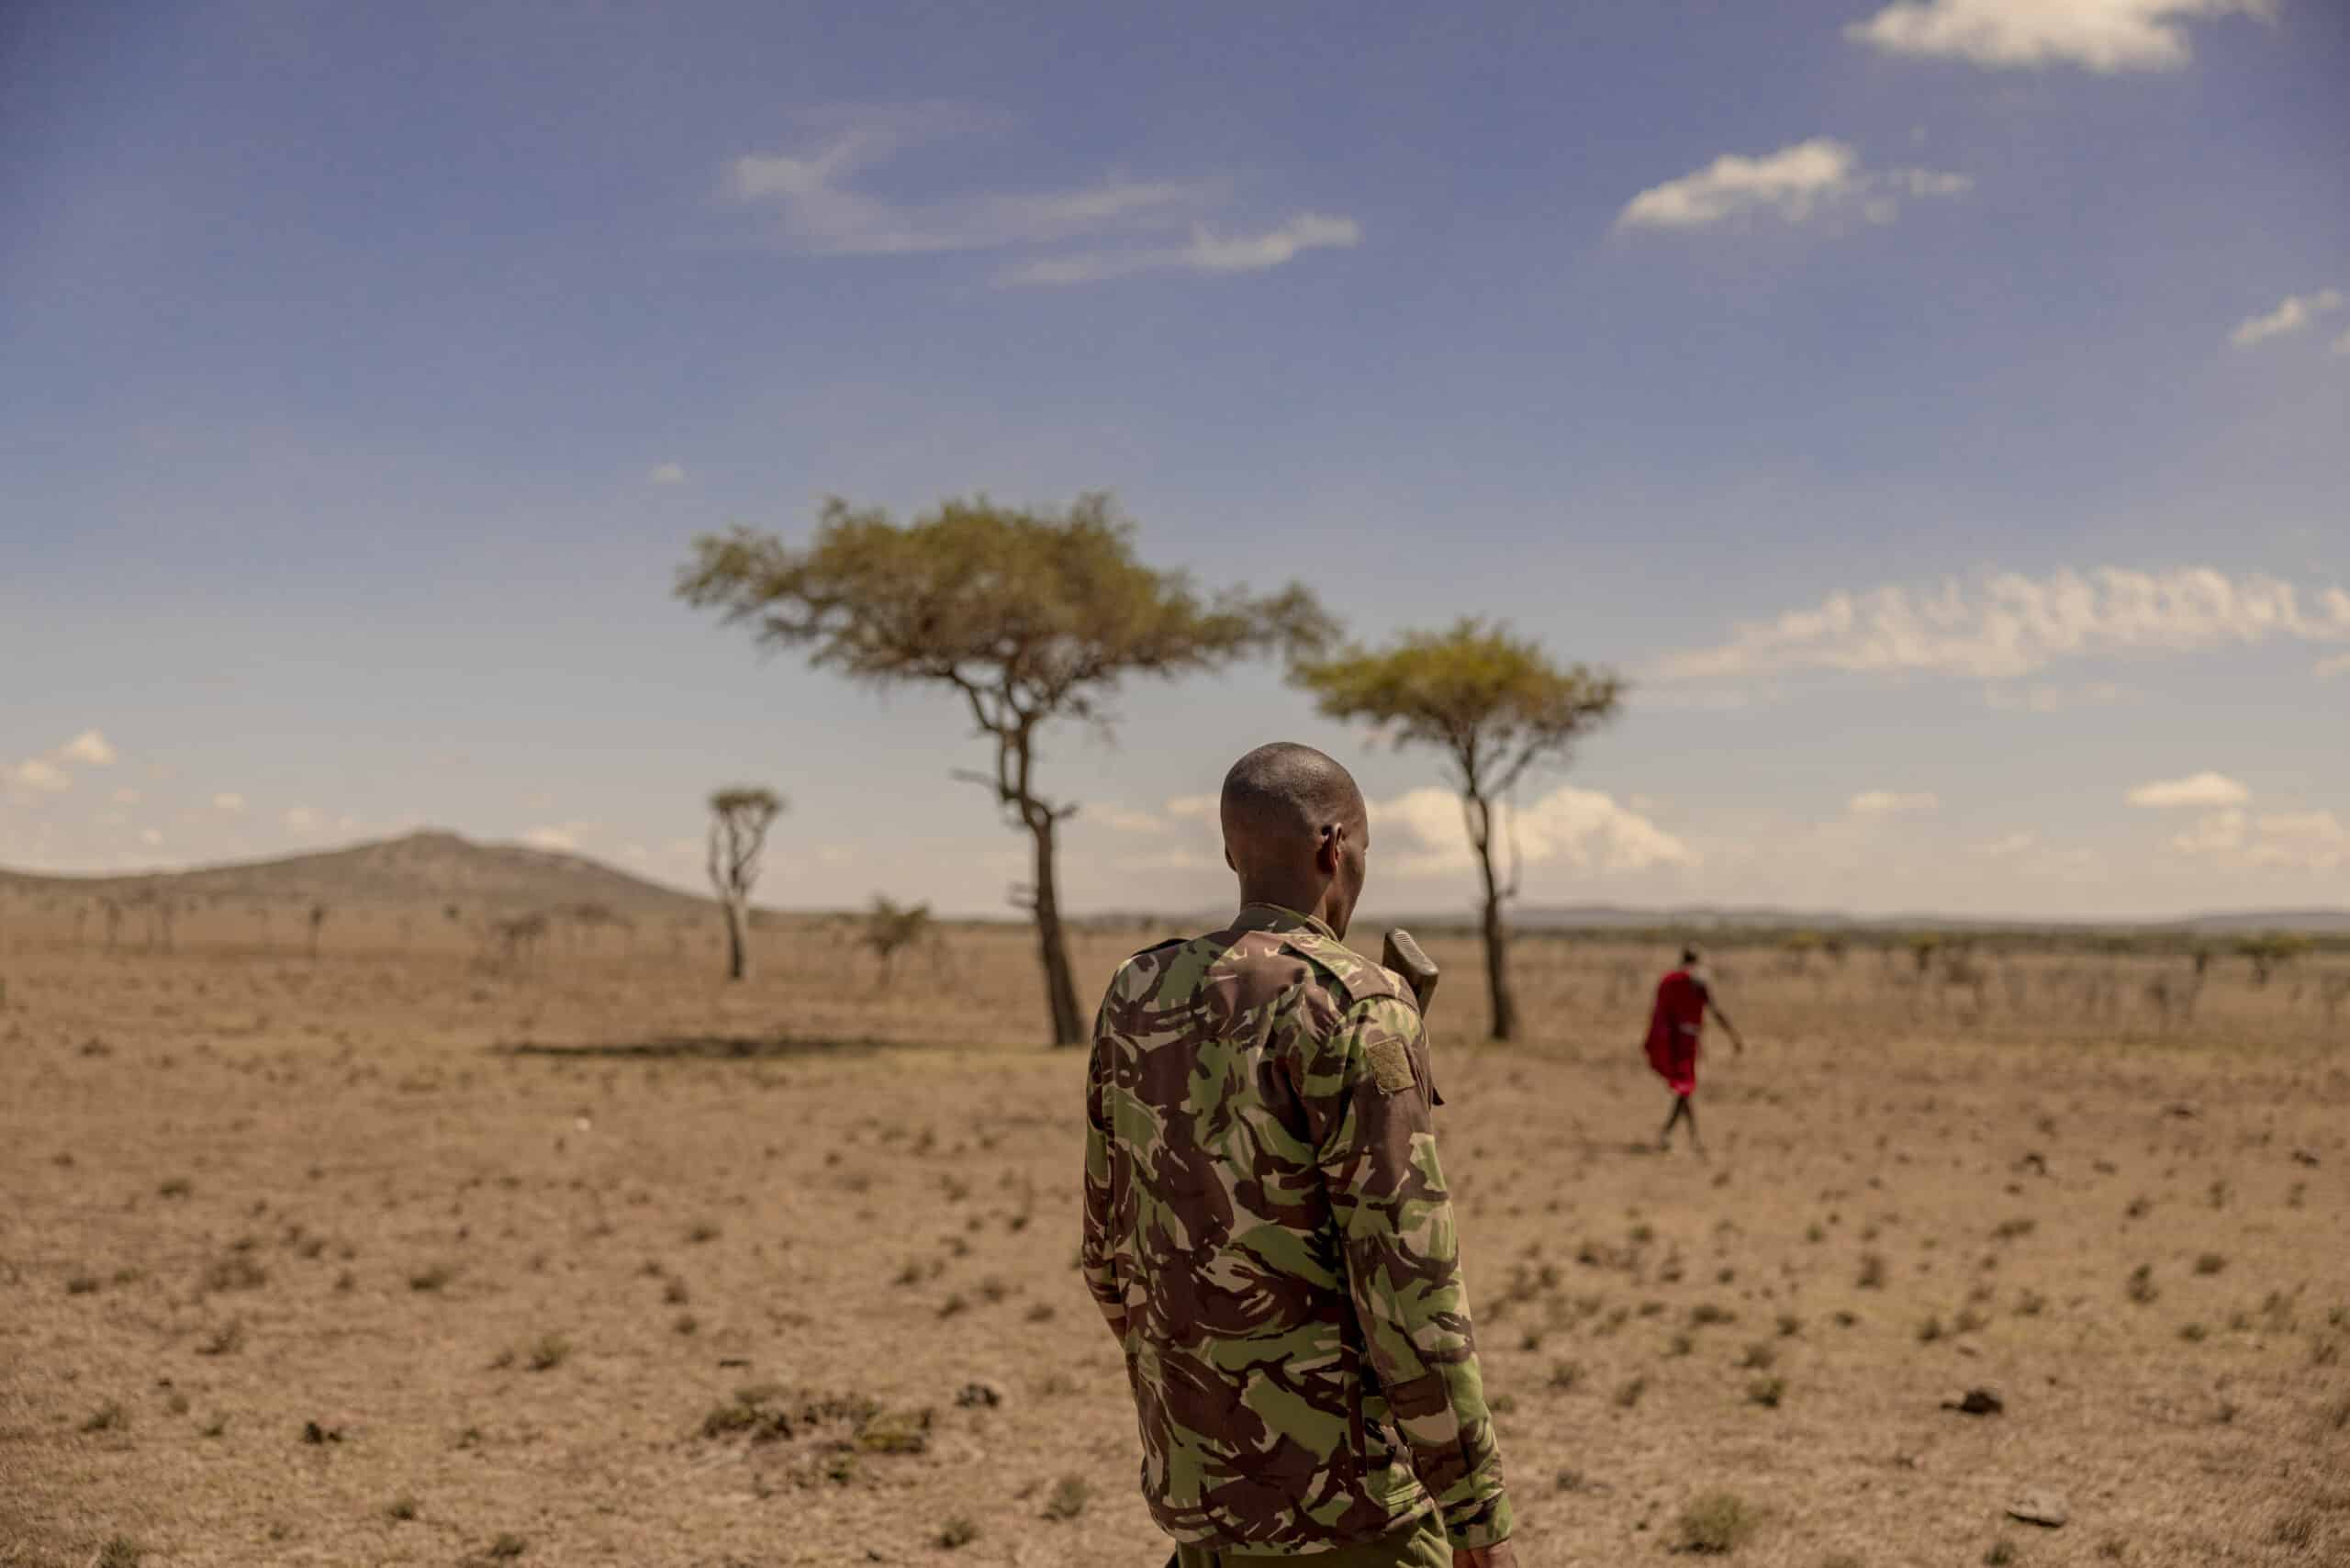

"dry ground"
[4,920,2348,1568]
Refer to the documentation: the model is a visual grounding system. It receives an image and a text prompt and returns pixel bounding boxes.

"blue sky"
[4,0,2345,920]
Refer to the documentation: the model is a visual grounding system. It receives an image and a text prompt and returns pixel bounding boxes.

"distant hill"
[0,830,712,917]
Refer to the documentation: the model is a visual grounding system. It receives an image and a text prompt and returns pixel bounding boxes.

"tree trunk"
[1029,814,1085,1047]
[722,898,748,981]
[1468,795,1517,1042]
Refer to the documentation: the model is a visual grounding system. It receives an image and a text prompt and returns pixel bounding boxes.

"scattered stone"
[955,1381,1005,1410]
[300,1420,345,1444]
[2007,1491,2069,1528]
[1942,1388,2004,1416]
[2291,1149,2320,1167]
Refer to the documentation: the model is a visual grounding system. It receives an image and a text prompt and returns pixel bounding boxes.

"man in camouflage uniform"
[1083,743,1518,1567]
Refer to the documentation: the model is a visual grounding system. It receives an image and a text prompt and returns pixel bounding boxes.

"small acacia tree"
[707,787,784,981]
[680,493,1330,1046]
[1295,618,1621,1042]
[863,895,934,990]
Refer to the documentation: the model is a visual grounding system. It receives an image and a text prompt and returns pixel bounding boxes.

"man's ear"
[1315,823,1345,875]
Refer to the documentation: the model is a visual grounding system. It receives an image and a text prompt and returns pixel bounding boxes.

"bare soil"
[4,923,2347,1567]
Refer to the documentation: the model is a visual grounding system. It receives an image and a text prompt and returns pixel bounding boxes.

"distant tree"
[1294,618,1620,1043]
[862,895,934,990]
[680,493,1331,1046]
[307,902,330,960]
[706,787,784,982]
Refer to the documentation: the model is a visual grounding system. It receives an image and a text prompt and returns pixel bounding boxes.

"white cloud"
[1849,790,1940,815]
[1971,831,2038,857]
[140,828,162,846]
[7,758,72,794]
[2167,805,2344,869]
[1615,138,1969,231]
[1658,566,2350,687]
[725,106,1356,287]
[2334,327,2350,357]
[284,806,322,834]
[2128,771,2250,808]
[999,213,1361,286]
[1983,680,2124,712]
[648,463,687,485]
[1165,794,1219,820]
[1112,847,1214,874]
[2229,288,2343,349]
[58,730,117,766]
[1098,807,1167,834]
[523,825,582,852]
[1847,0,2272,73]
[1370,785,1696,879]
[212,793,244,812]
[2318,653,2350,681]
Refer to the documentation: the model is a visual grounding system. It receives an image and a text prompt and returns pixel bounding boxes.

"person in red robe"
[1644,946,1744,1153]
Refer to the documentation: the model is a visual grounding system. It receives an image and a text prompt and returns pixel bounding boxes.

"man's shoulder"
[1267,926,1416,1015]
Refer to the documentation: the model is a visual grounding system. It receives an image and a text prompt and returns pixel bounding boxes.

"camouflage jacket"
[1082,903,1513,1555]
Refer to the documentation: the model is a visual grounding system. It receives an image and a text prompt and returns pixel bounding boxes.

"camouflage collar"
[1232,902,1337,941]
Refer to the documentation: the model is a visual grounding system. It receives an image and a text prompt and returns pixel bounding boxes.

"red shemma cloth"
[1643,969,1707,1095]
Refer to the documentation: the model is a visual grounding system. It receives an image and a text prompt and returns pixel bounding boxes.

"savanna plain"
[6,897,2348,1568]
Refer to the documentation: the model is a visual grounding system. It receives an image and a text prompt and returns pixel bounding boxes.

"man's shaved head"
[1221,743,1371,936]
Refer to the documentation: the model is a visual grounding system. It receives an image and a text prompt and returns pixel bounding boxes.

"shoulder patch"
[1364,1031,1416,1094]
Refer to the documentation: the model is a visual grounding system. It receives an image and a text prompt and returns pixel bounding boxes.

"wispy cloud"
[212,792,245,812]
[1847,0,2273,74]
[1983,680,2125,712]
[2229,288,2342,348]
[997,213,1361,286]
[1971,831,2038,858]
[647,462,687,485]
[1097,807,1168,834]
[3,729,118,801]
[1850,790,1940,815]
[1165,794,1219,821]
[1656,566,2350,687]
[1615,138,1969,231]
[1369,785,1695,879]
[725,106,1354,286]
[2168,806,2344,870]
[2318,653,2350,681]
[2127,771,2249,808]
[523,821,598,853]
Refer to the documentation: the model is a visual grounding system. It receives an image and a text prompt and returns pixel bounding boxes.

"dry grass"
[2,921,2346,1566]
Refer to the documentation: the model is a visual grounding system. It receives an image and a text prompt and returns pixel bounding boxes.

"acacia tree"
[1295,618,1621,1043]
[679,493,1330,1046]
[862,894,934,990]
[707,787,784,981]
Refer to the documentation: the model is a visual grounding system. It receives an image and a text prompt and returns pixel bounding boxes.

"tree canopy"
[680,493,1334,785]
[1294,618,1623,798]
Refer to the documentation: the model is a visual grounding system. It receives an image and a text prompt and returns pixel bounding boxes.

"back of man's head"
[1222,743,1361,850]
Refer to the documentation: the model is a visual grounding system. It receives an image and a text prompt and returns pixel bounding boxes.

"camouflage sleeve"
[1306,994,1514,1552]
[1080,995,1126,1334]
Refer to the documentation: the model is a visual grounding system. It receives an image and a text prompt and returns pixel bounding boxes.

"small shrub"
[1043,1475,1091,1521]
[1613,1376,1647,1408]
[97,1539,141,1568]
[673,1313,699,1336]
[2271,1510,2316,1549]
[938,1293,968,1318]
[1676,1492,1754,1554]
[1548,1361,1583,1392]
[686,1222,719,1244]
[1666,1332,1695,1358]
[1740,1342,1776,1371]
[487,1534,528,1560]
[937,1516,979,1549]
[1954,1306,1988,1335]
[1983,1543,2015,1566]
[158,1178,192,1199]
[203,1255,268,1293]
[2179,1323,2209,1343]
[1918,1316,1945,1344]
[2194,1252,2226,1276]
[198,1320,245,1357]
[1747,1376,1785,1408]
[525,1334,570,1372]
[1858,1253,1887,1290]
[408,1263,454,1293]
[1775,1313,1802,1338]
[1487,1392,1516,1415]
[2017,1291,2047,1316]
[663,1279,689,1305]
[1993,1218,2035,1241]
[198,1415,228,1439]
[1689,1302,1735,1327]
[387,1496,418,1521]
[66,1273,100,1295]
[2096,1540,2127,1560]
[2126,1265,2158,1305]
[83,1401,128,1433]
